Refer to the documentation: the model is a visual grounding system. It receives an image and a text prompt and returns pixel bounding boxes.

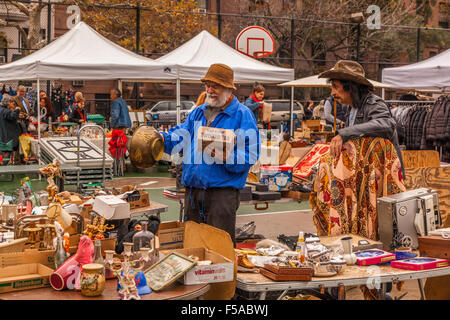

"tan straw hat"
[318,60,374,91]
[201,63,236,90]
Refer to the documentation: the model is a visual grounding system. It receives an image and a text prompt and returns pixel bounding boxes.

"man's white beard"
[206,90,232,108]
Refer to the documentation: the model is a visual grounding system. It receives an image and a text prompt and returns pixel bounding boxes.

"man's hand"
[330,134,343,159]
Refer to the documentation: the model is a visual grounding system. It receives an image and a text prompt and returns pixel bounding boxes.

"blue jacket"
[110,97,132,128]
[244,97,261,121]
[162,96,260,189]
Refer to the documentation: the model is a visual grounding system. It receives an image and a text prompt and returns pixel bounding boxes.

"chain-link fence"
[0,0,448,115]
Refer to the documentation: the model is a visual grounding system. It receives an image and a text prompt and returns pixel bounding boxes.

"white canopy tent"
[0,21,176,162]
[382,49,450,92]
[155,30,295,124]
[278,75,394,136]
[279,74,394,90]
[0,21,175,81]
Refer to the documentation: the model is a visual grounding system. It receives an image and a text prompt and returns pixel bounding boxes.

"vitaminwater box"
[259,165,293,191]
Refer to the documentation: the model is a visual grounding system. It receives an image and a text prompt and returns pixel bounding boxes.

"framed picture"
[143,252,196,291]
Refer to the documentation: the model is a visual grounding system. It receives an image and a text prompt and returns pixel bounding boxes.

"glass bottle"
[132,221,154,252]
[54,235,68,269]
[92,240,105,276]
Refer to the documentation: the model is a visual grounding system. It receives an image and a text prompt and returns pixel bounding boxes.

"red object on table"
[50,236,94,290]
[108,129,128,159]
[293,143,330,179]
[391,257,449,271]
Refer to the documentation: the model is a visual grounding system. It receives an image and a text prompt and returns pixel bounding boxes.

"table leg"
[417,279,426,300]
[378,283,387,300]
[259,291,267,300]
[337,283,346,300]
[179,199,185,222]
[276,289,290,300]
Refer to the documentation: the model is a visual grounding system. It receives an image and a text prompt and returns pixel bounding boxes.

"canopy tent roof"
[0,22,175,81]
[156,30,294,83]
[278,74,394,89]
[382,49,450,92]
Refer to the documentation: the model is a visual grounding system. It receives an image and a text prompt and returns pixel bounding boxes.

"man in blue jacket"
[110,88,132,131]
[161,63,260,245]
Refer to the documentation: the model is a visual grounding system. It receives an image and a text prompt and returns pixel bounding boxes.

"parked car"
[145,100,195,125]
[264,99,305,129]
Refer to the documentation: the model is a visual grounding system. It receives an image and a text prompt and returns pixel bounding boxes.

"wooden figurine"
[39,159,63,203]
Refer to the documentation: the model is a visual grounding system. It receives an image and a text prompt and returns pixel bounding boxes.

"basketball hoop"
[236,26,275,59]
[253,51,271,59]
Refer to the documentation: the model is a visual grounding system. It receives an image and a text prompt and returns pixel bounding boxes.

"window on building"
[249,0,266,12]
[197,0,208,10]
[18,28,46,52]
[0,35,7,63]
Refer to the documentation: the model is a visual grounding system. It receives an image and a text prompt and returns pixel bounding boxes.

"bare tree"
[0,0,48,56]
[229,0,428,77]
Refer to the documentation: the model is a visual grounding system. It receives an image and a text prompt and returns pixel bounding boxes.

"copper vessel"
[129,126,164,168]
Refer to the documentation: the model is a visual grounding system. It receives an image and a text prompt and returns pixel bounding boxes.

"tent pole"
[382,88,385,100]
[37,78,41,166]
[176,77,181,125]
[290,86,294,138]
[333,99,337,132]
[118,80,122,93]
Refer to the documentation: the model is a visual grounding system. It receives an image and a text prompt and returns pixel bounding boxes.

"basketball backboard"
[236,26,275,59]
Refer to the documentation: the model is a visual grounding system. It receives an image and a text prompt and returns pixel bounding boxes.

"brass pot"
[129,126,164,168]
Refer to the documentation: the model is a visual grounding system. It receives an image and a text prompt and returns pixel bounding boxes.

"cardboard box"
[261,102,272,123]
[161,247,234,285]
[301,119,321,132]
[0,263,53,293]
[69,234,117,256]
[0,246,78,270]
[197,126,235,159]
[157,221,184,250]
[259,165,293,191]
[93,195,130,220]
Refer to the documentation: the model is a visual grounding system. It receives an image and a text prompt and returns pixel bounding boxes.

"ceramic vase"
[80,263,106,297]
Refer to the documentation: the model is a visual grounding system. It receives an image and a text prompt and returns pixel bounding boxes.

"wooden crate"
[404,166,450,226]
[401,150,441,169]
[418,236,450,260]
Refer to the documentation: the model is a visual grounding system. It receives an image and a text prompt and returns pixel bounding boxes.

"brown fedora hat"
[318,60,374,91]
[201,63,236,90]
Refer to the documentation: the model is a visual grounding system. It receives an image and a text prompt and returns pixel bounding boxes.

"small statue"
[93,217,114,240]
[82,217,98,239]
[39,159,63,203]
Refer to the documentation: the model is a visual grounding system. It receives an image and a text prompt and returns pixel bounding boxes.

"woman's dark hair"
[252,83,265,93]
[41,96,55,114]
[328,79,370,109]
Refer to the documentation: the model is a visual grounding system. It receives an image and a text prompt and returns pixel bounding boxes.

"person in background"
[39,91,56,124]
[195,91,207,107]
[13,85,33,133]
[305,100,314,119]
[0,95,22,164]
[312,100,325,120]
[138,92,146,109]
[324,95,348,129]
[244,83,265,125]
[110,88,131,132]
[69,97,87,124]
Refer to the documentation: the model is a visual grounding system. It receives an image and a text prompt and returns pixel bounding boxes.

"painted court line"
[238,209,312,217]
